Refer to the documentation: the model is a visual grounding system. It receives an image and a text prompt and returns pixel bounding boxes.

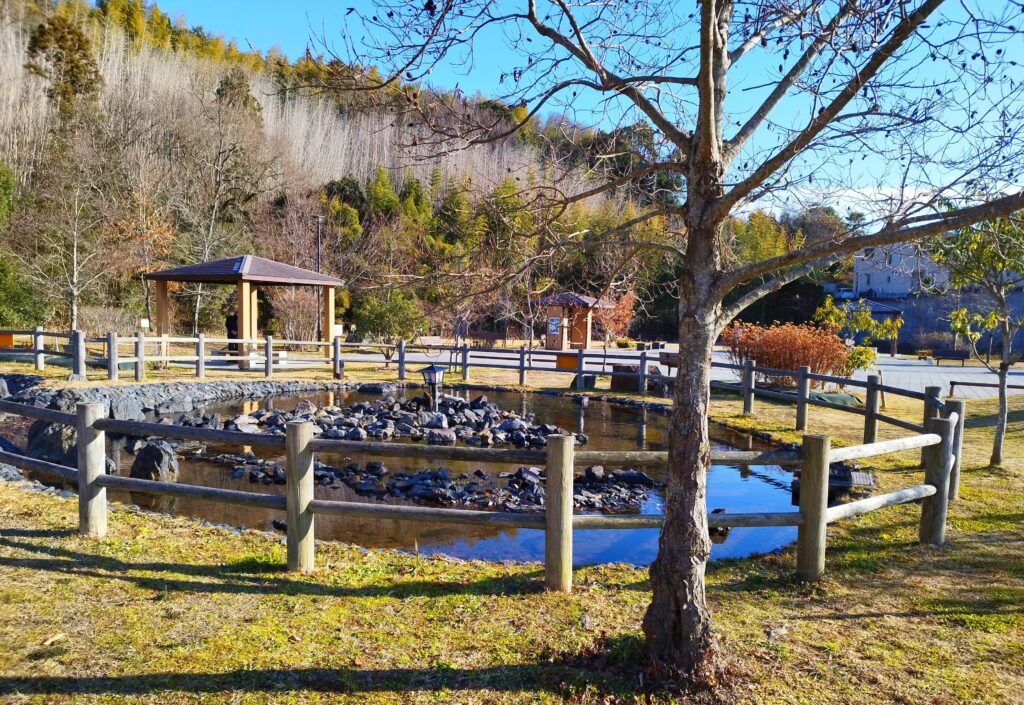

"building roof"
[144,256,344,287]
[531,292,616,309]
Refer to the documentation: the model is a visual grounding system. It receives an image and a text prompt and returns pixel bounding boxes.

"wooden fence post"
[134,331,145,382]
[795,365,810,430]
[639,349,649,394]
[943,399,965,501]
[518,346,526,386]
[742,359,756,415]
[264,335,274,378]
[286,420,315,572]
[797,434,830,580]
[196,333,205,379]
[106,331,119,382]
[76,402,107,537]
[397,340,406,380]
[462,343,470,381]
[333,337,343,380]
[575,349,585,391]
[863,374,880,444]
[920,416,955,545]
[921,385,942,465]
[33,325,45,371]
[545,434,574,592]
[69,329,87,381]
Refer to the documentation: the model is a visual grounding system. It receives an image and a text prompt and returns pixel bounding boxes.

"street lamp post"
[419,364,447,412]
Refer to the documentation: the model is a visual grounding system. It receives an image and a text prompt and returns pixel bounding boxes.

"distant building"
[853,244,949,299]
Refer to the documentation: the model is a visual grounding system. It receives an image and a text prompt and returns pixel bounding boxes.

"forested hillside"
[0,0,844,342]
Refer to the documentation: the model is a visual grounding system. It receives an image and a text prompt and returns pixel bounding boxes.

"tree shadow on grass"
[0,634,651,699]
[0,528,543,599]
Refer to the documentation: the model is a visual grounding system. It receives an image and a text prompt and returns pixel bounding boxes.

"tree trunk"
[643,268,721,685]
[992,363,1008,466]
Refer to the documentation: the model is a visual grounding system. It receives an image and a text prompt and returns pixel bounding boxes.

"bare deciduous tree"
[9,125,115,330]
[335,0,1024,687]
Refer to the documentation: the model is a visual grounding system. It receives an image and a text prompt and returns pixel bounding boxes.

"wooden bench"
[932,349,969,366]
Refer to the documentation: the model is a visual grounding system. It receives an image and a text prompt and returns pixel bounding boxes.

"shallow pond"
[107,389,798,567]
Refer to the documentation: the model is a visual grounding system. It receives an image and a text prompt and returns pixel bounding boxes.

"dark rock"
[425,413,449,429]
[345,427,368,441]
[130,440,179,482]
[610,469,655,487]
[359,382,397,395]
[156,396,193,415]
[26,419,76,466]
[427,428,457,445]
[109,395,144,421]
[292,400,318,417]
[569,374,597,390]
[584,465,605,483]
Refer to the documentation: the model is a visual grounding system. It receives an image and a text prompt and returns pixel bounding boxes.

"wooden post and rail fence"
[0,390,960,591]
[1,327,971,498]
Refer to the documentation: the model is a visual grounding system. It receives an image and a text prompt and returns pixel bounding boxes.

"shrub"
[719,321,850,386]
[842,345,878,378]
[613,338,632,349]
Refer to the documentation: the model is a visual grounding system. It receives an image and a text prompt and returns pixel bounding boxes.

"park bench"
[932,349,970,366]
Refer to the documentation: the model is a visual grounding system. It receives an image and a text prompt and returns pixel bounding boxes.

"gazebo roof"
[532,291,615,309]
[144,256,343,287]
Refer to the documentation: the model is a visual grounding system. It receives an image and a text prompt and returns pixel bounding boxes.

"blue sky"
[155,0,502,95]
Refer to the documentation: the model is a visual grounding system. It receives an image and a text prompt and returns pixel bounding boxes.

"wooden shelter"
[533,292,615,351]
[144,256,344,351]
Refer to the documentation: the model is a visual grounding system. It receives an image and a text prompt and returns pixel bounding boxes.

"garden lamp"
[419,364,447,412]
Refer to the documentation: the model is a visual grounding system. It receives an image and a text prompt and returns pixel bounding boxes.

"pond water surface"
[107,389,799,567]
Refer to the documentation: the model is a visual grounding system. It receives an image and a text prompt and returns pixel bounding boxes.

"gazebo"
[144,255,344,350]
[532,292,615,351]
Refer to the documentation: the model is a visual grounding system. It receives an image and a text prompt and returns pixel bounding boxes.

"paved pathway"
[155,346,1020,400]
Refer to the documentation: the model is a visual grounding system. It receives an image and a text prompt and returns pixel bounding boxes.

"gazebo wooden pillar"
[154,280,171,362]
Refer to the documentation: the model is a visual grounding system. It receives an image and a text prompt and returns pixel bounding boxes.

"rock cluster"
[202,451,657,513]
[181,393,583,449]
[13,378,353,417]
[12,378,355,467]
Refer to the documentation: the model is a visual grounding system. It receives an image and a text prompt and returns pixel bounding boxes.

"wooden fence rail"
[0,393,958,590]
[1,328,970,499]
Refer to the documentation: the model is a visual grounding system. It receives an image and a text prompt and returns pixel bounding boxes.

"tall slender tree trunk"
[993,362,1008,466]
[643,224,723,684]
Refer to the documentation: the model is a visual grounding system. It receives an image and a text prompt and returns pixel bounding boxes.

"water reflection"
[104,389,797,567]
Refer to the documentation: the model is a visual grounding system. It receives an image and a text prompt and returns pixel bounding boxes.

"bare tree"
[344,0,1024,687]
[9,126,115,330]
[171,75,282,333]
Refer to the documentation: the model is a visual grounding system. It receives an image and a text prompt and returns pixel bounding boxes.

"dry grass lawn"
[0,361,1022,703]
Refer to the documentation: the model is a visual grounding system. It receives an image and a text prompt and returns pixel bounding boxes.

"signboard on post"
[547,317,560,335]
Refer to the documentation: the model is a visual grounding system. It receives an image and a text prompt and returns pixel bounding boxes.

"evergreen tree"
[324,176,365,216]
[25,13,102,116]
[365,166,400,222]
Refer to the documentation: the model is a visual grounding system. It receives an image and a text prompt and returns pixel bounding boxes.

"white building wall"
[853,244,949,298]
